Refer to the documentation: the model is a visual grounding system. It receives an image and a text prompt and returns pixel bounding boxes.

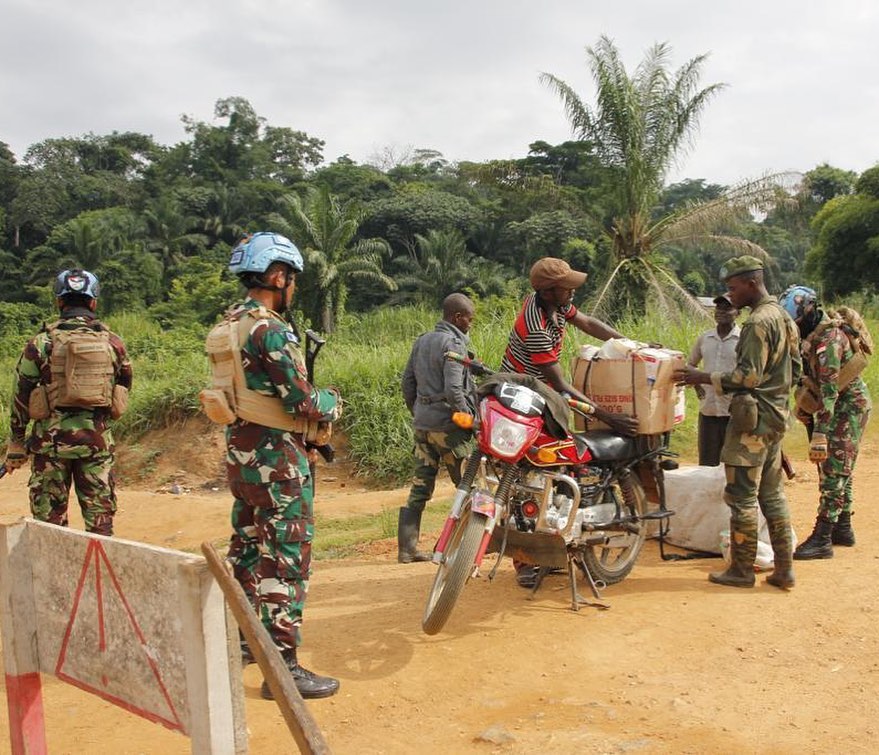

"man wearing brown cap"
[675,255,801,590]
[500,257,639,436]
[688,293,741,465]
[501,257,640,587]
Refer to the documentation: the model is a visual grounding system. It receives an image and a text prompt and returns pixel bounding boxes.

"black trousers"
[698,414,729,467]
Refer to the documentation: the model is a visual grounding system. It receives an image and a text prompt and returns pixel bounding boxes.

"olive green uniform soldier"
[676,256,801,590]
[4,269,132,536]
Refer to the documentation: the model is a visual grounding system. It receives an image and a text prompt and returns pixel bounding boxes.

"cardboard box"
[571,348,686,434]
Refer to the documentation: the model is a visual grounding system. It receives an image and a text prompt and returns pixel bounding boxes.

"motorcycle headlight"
[489,415,531,458]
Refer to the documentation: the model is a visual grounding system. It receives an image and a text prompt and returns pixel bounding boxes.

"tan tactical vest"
[47,322,115,409]
[795,315,867,415]
[202,307,321,436]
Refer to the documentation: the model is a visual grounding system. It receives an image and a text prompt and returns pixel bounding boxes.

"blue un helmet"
[54,269,100,300]
[228,232,304,278]
[779,285,818,321]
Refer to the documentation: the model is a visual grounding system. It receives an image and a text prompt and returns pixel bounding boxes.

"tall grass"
[1,297,876,484]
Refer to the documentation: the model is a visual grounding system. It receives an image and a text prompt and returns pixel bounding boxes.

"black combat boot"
[831,511,855,547]
[397,507,432,563]
[793,517,834,560]
[261,648,340,700]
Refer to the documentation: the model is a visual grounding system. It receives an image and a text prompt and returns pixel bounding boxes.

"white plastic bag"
[720,523,799,573]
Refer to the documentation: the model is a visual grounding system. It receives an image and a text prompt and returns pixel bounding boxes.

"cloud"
[2,0,877,184]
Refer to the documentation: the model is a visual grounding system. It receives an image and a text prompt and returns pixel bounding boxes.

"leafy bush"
[1,296,875,486]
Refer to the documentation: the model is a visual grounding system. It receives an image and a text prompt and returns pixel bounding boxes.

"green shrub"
[1,296,876,486]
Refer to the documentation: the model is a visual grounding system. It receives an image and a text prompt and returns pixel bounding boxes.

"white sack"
[660,464,797,567]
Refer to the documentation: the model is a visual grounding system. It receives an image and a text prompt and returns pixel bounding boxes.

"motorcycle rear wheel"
[422,500,486,635]
[581,472,647,585]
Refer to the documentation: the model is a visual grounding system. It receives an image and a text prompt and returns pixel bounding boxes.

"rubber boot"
[793,517,834,560]
[764,517,795,590]
[397,507,431,563]
[261,648,340,700]
[709,527,756,587]
[831,511,855,547]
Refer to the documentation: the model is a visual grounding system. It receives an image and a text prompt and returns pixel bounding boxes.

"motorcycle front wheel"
[421,498,487,635]
[581,471,647,585]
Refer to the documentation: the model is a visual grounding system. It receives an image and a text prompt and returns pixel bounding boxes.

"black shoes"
[260,662,340,700]
[831,511,855,547]
[515,564,540,588]
[794,518,834,560]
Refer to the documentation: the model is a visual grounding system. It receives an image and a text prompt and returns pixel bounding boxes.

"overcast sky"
[2,0,877,186]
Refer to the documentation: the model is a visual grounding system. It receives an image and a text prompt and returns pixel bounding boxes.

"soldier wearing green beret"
[675,256,801,590]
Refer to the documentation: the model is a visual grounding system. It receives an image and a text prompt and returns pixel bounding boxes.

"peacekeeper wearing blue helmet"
[5,269,132,535]
[208,232,342,700]
[780,284,872,559]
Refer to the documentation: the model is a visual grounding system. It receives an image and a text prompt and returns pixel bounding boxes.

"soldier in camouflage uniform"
[400,294,476,563]
[4,269,132,536]
[676,256,801,590]
[780,286,872,559]
[221,232,341,700]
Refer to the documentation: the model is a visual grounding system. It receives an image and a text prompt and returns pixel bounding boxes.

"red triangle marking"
[54,540,185,732]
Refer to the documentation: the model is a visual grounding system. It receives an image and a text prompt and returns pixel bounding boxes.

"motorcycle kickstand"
[568,556,610,613]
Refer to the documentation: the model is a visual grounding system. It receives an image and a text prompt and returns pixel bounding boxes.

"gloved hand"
[809,432,829,463]
[321,387,343,422]
[4,441,29,473]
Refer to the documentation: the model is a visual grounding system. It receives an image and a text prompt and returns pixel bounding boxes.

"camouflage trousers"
[723,435,793,568]
[816,405,870,521]
[405,427,472,515]
[28,451,116,536]
[227,477,313,651]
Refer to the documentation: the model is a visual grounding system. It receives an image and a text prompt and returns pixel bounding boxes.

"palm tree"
[541,36,783,316]
[394,229,508,306]
[268,187,396,332]
[142,193,207,274]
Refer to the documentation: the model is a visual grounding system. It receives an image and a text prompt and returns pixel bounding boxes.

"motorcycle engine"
[576,465,617,528]
[511,470,547,532]
[576,464,605,501]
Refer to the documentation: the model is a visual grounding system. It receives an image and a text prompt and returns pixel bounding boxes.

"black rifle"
[0,464,6,479]
[304,329,335,465]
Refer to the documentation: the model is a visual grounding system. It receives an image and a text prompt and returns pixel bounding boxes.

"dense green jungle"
[2,42,879,481]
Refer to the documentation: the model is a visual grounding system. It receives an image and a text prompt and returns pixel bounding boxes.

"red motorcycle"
[422,354,674,635]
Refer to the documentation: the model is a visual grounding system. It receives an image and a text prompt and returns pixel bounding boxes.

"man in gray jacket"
[399,293,476,563]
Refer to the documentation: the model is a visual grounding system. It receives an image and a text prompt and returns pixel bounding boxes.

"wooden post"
[200,542,330,755]
[0,522,47,755]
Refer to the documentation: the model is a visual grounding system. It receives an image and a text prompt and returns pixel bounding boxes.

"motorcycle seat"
[574,429,639,462]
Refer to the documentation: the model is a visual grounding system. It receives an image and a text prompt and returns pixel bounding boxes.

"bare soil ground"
[1,418,878,754]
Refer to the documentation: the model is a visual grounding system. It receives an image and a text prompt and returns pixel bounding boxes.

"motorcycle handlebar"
[444,352,595,415]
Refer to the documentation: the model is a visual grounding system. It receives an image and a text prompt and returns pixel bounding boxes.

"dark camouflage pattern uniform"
[401,320,474,514]
[224,298,338,652]
[801,315,871,522]
[9,310,132,536]
[406,428,472,514]
[710,295,801,570]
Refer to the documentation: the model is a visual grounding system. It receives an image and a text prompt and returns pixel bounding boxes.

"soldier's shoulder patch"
[285,331,300,345]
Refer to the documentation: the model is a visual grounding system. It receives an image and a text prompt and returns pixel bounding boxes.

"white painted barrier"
[0,519,246,754]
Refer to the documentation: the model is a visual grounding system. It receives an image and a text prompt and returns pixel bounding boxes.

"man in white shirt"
[688,294,741,465]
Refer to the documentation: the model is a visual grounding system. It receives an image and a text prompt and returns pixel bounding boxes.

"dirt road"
[1,434,878,754]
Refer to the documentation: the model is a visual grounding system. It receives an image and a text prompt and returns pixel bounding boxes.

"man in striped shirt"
[501,257,639,589]
[501,257,638,437]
